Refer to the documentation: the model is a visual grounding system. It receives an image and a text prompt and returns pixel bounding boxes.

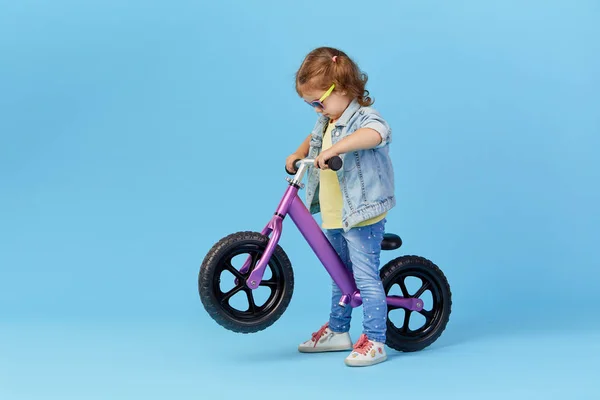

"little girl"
[286,47,396,367]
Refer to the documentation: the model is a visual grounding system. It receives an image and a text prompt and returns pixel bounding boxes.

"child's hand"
[315,148,339,170]
[285,153,304,173]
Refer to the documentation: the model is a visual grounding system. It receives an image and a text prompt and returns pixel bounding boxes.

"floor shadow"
[424,305,600,351]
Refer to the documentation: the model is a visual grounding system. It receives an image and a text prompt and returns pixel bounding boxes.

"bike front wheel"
[198,231,294,333]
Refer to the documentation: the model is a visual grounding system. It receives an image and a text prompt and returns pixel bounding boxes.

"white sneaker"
[298,322,353,353]
[344,334,387,367]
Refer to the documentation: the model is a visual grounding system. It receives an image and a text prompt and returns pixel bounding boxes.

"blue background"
[1,0,599,398]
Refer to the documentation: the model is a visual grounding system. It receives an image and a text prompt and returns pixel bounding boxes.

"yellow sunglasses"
[305,83,335,108]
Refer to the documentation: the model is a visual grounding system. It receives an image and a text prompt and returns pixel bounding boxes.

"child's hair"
[295,47,373,107]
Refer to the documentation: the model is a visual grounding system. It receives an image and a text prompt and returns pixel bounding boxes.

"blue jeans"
[325,219,387,343]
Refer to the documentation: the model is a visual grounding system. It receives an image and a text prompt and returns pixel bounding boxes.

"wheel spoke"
[401,310,412,333]
[413,281,431,299]
[245,289,257,313]
[221,285,244,304]
[251,251,260,269]
[259,279,278,288]
[399,279,409,298]
[223,261,244,280]
[419,309,434,322]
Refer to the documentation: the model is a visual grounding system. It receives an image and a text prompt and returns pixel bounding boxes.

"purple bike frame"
[241,184,422,312]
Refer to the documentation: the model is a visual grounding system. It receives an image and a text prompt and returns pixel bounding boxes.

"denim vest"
[305,99,396,232]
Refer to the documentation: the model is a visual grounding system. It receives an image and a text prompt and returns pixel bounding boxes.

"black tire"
[380,255,451,352]
[198,231,294,333]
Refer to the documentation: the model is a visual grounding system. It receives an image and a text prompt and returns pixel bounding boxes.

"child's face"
[300,86,352,121]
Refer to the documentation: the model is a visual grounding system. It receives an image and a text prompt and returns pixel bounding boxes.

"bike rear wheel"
[381,255,451,352]
[199,231,294,333]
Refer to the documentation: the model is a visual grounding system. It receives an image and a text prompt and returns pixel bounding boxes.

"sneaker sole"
[344,355,388,367]
[298,345,353,353]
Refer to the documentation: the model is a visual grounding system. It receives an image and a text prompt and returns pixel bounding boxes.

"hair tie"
[332,56,338,63]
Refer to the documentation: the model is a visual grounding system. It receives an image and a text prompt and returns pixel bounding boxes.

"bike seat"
[381,233,402,251]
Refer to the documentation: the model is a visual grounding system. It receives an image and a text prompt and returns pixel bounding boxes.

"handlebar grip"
[327,156,343,171]
[285,156,343,174]
[285,159,302,175]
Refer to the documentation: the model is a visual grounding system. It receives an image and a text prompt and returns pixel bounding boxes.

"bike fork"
[235,214,282,289]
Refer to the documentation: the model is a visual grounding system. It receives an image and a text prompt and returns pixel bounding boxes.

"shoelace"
[311,323,330,345]
[352,334,373,355]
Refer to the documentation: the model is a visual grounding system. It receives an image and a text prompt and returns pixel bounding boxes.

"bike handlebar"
[285,156,343,175]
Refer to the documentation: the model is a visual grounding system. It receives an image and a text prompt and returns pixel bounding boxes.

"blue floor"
[2,314,598,399]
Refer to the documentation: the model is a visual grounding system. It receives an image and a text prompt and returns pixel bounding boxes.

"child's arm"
[315,128,381,169]
[294,133,311,157]
[286,133,311,172]
[329,128,382,154]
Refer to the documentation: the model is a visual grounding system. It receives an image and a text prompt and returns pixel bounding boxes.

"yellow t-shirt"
[319,121,386,229]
